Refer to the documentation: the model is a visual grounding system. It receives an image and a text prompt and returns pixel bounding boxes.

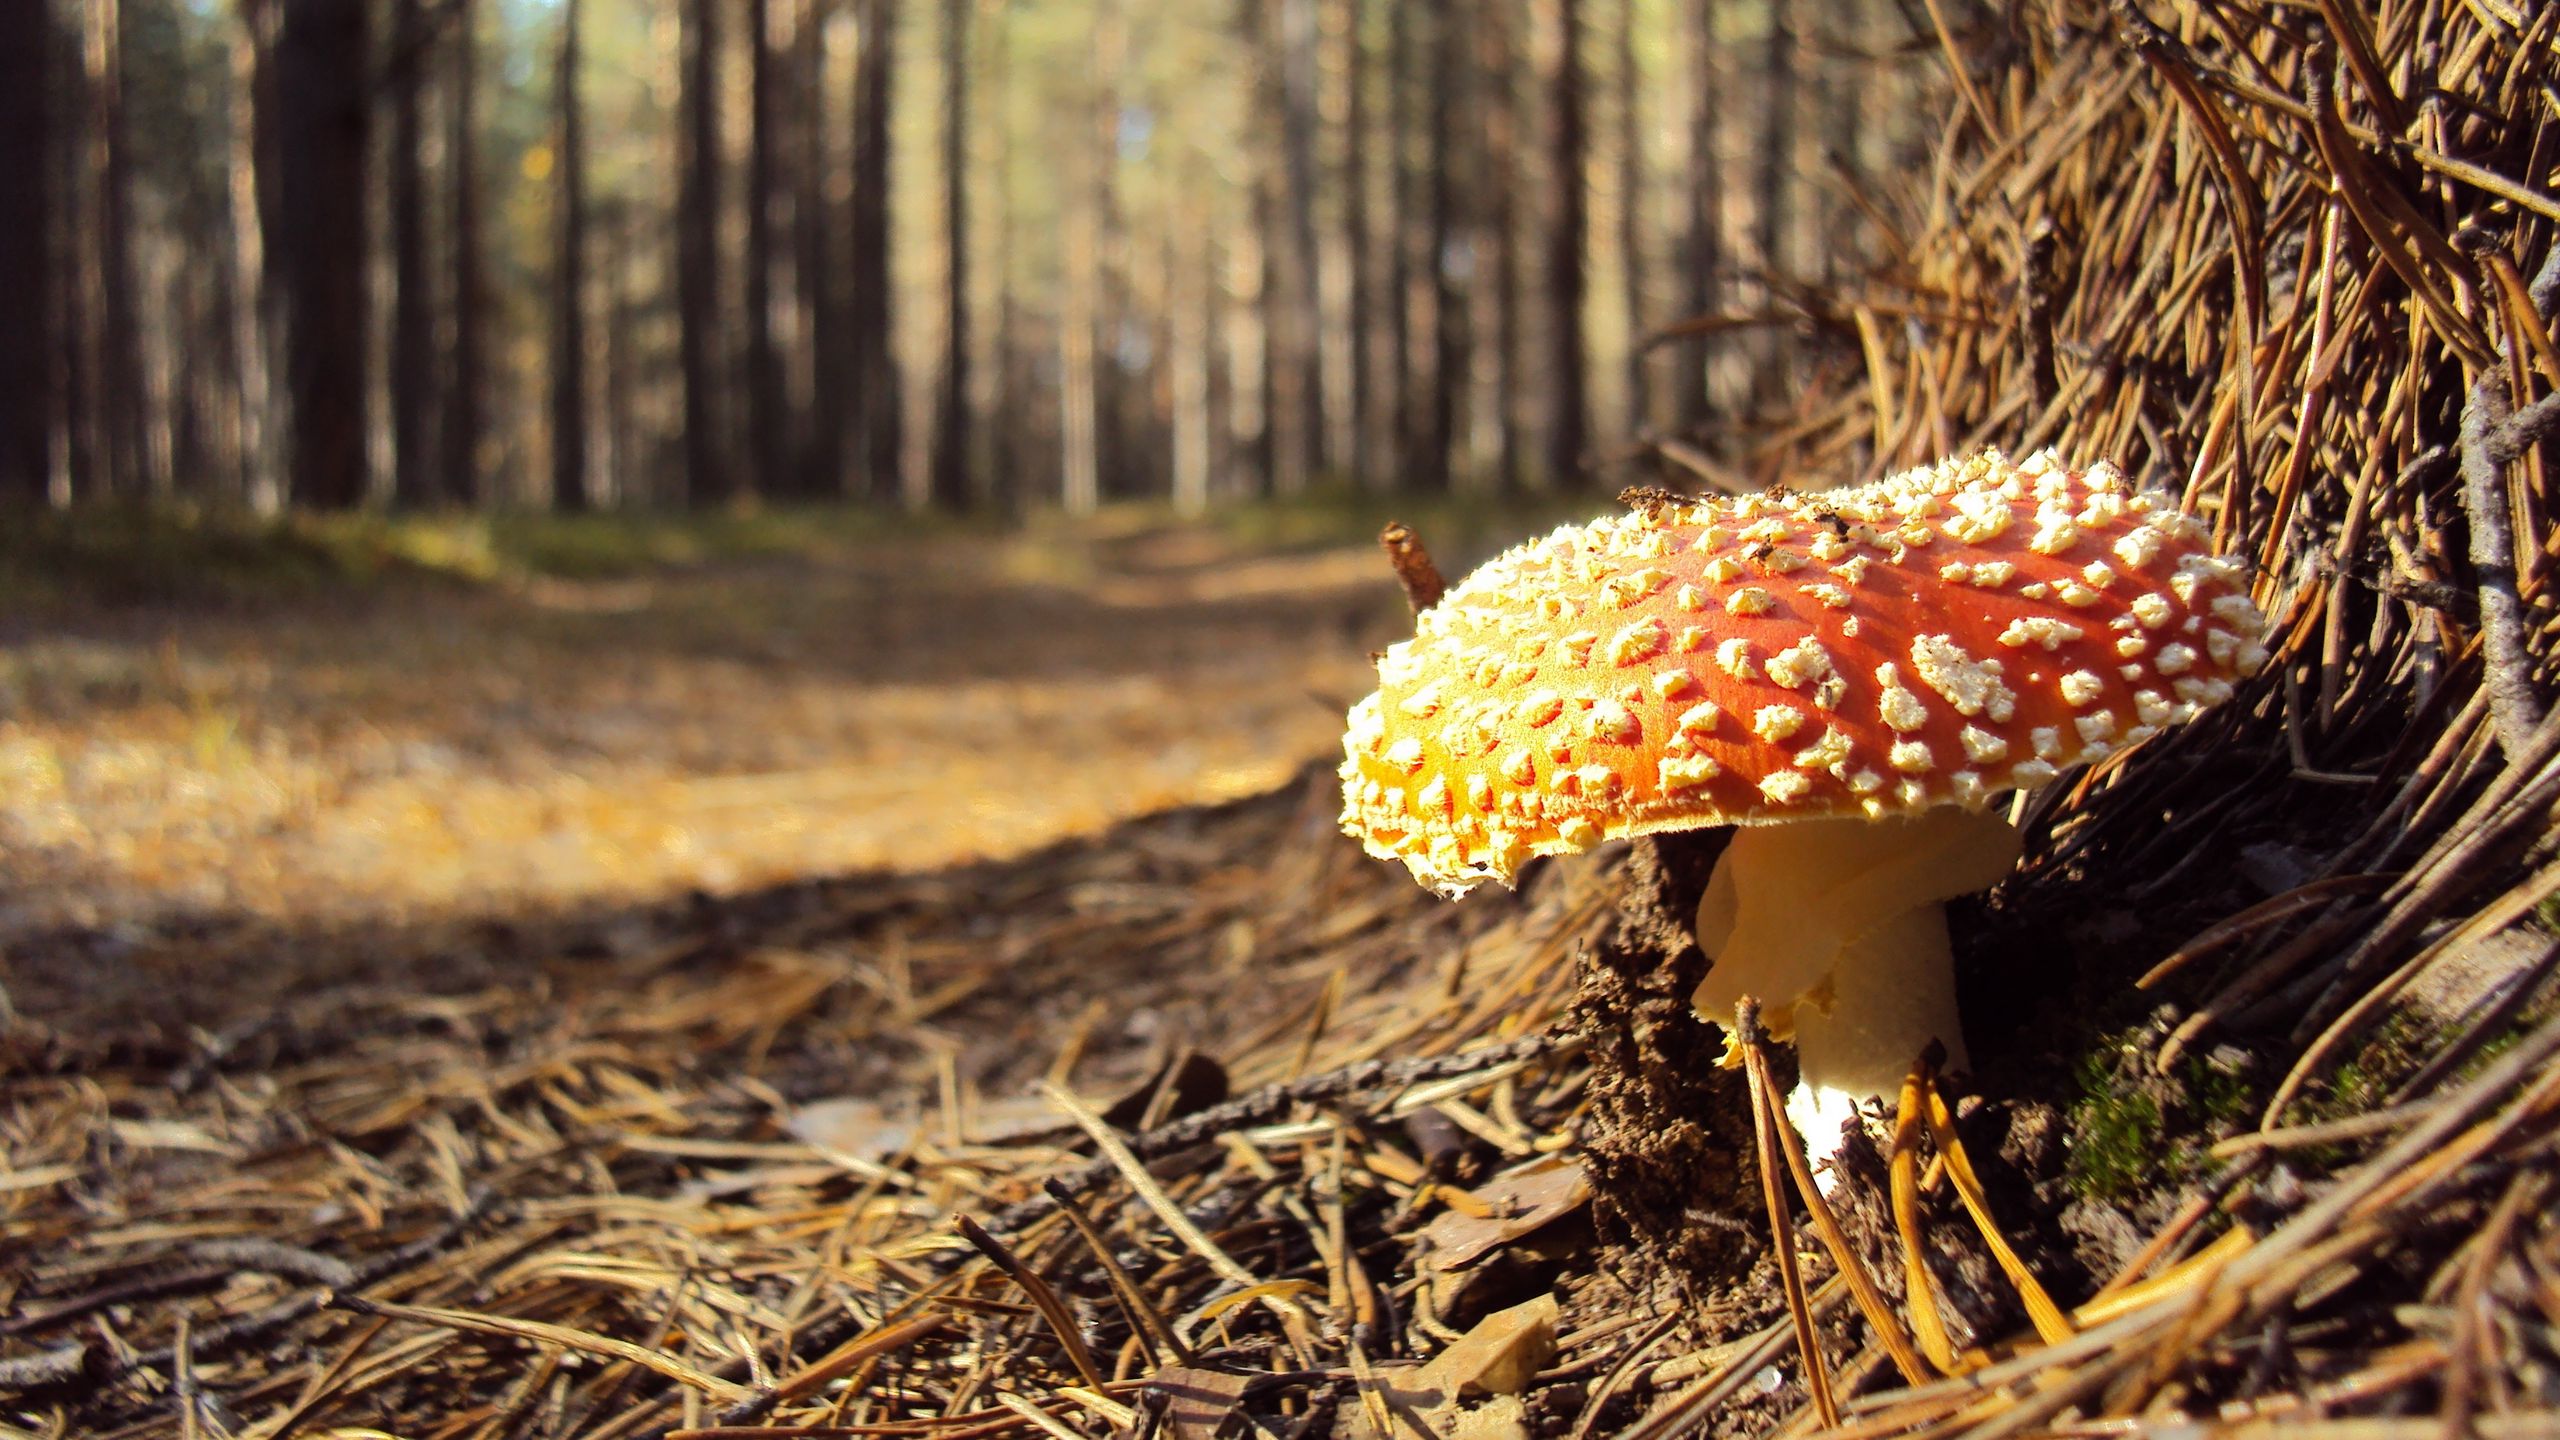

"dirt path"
[0,522,1409,995]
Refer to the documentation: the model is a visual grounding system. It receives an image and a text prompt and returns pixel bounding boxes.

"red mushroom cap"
[1340,451,2269,896]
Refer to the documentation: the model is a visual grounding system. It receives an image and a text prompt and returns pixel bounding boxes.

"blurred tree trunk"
[1817,3,1859,288]
[1480,0,1522,493]
[929,0,971,511]
[275,0,371,509]
[680,0,728,506]
[102,0,150,498]
[1092,7,1129,502]
[602,206,640,502]
[847,0,902,503]
[171,208,221,497]
[1543,0,1588,488]
[1615,0,1645,433]
[1677,0,1720,431]
[1754,0,1794,395]
[797,0,846,498]
[226,0,282,512]
[984,0,1018,509]
[76,0,149,501]
[1273,0,1322,491]
[444,0,484,506]
[1384,0,1413,488]
[1418,0,1466,494]
[56,3,92,502]
[0,0,52,503]
[1058,0,1109,514]
[551,0,591,511]
[1170,183,1212,514]
[390,0,436,507]
[746,0,781,501]
[1338,0,1371,484]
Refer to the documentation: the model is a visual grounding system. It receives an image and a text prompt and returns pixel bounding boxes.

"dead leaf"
[1421,1160,1590,1272]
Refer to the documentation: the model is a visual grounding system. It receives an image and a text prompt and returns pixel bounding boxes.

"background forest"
[0,0,1940,517]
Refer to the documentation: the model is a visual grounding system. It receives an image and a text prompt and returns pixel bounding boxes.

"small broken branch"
[1379,523,1446,614]
[2022,217,2062,412]
[2461,384,2549,763]
[2459,242,2560,764]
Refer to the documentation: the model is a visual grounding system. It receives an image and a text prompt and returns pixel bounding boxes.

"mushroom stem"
[1691,809,2023,1164]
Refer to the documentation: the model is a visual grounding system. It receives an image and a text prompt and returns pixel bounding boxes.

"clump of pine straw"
[6,1,2560,1436]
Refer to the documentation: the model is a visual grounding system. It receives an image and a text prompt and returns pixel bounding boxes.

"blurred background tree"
[2,0,1935,516]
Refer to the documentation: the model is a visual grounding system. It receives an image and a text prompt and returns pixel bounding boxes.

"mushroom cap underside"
[1340,450,2271,896]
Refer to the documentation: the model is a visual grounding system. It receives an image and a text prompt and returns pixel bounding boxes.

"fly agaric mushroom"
[1340,450,2267,1153]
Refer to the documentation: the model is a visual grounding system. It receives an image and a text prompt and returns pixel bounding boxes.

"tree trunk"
[680,0,728,506]
[602,208,640,502]
[1222,188,1269,500]
[1419,0,1466,494]
[551,0,591,511]
[105,0,151,498]
[1677,0,1720,431]
[1058,0,1110,514]
[1384,0,1413,487]
[1480,0,1523,493]
[745,0,781,501]
[797,0,845,499]
[1545,0,1588,488]
[1338,0,1372,484]
[444,0,483,506]
[847,0,902,504]
[226,0,281,511]
[74,0,148,501]
[0,0,53,503]
[929,0,971,511]
[1275,0,1323,491]
[170,216,219,499]
[390,0,436,506]
[1091,5,1128,502]
[1170,189,1213,515]
[1615,0,1646,435]
[983,0,1018,510]
[275,0,371,509]
[1753,0,1794,396]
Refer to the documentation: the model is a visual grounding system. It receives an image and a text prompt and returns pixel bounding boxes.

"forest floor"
[4,502,2551,1439]
[0,503,1568,1033]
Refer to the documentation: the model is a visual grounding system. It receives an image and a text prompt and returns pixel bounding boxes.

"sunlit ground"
[0,511,1507,942]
